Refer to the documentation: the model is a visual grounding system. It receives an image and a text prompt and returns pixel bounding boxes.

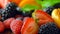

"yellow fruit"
[18,0,41,8]
[52,8,60,28]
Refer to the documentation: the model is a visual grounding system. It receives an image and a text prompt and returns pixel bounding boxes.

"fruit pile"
[0,0,60,34]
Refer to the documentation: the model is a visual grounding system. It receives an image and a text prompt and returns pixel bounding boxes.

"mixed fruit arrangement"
[0,0,60,34]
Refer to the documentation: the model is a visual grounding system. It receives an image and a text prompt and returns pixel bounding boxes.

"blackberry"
[5,2,17,10]
[0,2,20,21]
[0,9,4,21]
[53,3,60,8]
[44,6,54,15]
[16,7,22,15]
[58,29,60,34]
[5,2,22,15]
[38,22,59,34]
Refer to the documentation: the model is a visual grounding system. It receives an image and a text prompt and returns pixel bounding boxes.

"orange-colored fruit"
[19,0,41,8]
[9,0,22,5]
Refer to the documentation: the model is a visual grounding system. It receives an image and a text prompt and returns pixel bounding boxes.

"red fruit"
[10,19,23,34]
[3,18,15,29]
[0,0,9,8]
[33,10,54,26]
[9,0,22,5]
[0,21,5,32]
[21,17,39,34]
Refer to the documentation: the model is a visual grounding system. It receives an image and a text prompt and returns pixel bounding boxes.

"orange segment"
[19,0,41,8]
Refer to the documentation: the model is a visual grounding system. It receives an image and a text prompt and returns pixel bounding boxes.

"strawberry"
[0,21,5,32]
[10,19,23,34]
[3,18,15,29]
[32,10,54,26]
[21,17,39,34]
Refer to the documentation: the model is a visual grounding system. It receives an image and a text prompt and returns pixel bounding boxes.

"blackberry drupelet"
[5,2,17,10]
[45,6,54,15]
[0,9,4,21]
[5,2,22,15]
[16,7,22,15]
[5,2,17,17]
[38,22,59,34]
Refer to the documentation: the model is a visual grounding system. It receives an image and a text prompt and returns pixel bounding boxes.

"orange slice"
[19,0,41,8]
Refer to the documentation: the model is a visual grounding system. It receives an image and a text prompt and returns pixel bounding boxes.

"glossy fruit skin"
[52,8,60,28]
[32,10,54,26]
[10,19,23,34]
[38,22,59,34]
[0,21,5,32]
[3,18,15,29]
[21,17,39,34]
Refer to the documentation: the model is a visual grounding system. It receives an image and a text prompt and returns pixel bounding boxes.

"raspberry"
[10,19,23,34]
[3,18,15,29]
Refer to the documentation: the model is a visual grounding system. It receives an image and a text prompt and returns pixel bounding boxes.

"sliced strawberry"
[32,10,54,26]
[21,17,39,34]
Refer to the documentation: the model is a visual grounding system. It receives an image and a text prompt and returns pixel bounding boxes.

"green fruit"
[21,4,41,11]
[20,0,42,11]
[36,0,60,9]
